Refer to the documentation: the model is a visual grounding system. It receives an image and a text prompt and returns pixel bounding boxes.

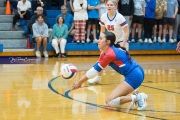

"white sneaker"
[138,39,143,43]
[36,51,41,58]
[43,51,48,58]
[86,38,91,43]
[174,39,177,42]
[148,38,153,44]
[144,38,148,43]
[77,40,80,43]
[87,76,101,84]
[136,93,148,111]
[131,39,135,43]
[169,39,174,43]
[158,38,162,43]
[153,37,156,43]
[162,38,166,43]
[93,39,98,43]
[81,40,85,43]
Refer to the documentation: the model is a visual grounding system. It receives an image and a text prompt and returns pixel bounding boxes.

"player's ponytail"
[103,31,132,64]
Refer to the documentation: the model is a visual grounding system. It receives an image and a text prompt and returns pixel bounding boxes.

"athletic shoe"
[76,40,80,43]
[158,38,162,43]
[162,38,166,43]
[93,39,99,43]
[174,39,177,42]
[169,39,174,43]
[131,39,135,42]
[144,38,148,43]
[148,38,153,44]
[43,51,48,58]
[153,37,156,43]
[136,93,148,111]
[86,38,91,43]
[138,39,143,43]
[36,51,41,58]
[81,40,85,43]
[87,76,101,84]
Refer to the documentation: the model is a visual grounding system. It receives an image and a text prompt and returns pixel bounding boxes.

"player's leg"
[105,66,147,110]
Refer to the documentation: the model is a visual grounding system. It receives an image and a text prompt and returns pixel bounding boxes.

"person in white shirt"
[11,0,31,31]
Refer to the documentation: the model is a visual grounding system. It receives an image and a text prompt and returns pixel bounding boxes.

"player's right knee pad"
[107,97,120,107]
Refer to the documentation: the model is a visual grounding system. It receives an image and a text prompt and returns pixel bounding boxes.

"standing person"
[11,0,31,31]
[173,0,180,42]
[71,31,148,111]
[153,0,167,43]
[88,0,129,84]
[162,0,178,43]
[73,0,88,43]
[86,0,100,43]
[143,0,156,44]
[131,0,146,43]
[32,14,49,58]
[118,0,134,34]
[51,16,68,58]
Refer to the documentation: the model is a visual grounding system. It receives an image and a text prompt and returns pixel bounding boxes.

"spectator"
[98,0,106,32]
[73,0,88,43]
[153,0,167,43]
[86,0,100,43]
[52,16,68,58]
[143,0,156,44]
[118,0,134,37]
[31,0,47,15]
[11,0,31,31]
[162,0,178,43]
[56,5,75,36]
[9,0,19,14]
[28,7,52,41]
[131,0,146,43]
[173,0,180,42]
[32,14,49,58]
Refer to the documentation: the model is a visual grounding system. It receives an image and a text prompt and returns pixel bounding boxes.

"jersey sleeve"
[118,14,128,28]
[93,53,116,72]
[99,13,106,26]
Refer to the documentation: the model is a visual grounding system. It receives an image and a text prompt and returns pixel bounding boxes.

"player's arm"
[120,26,129,47]
[72,54,115,90]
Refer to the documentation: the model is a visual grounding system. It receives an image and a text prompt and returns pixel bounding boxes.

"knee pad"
[107,97,120,107]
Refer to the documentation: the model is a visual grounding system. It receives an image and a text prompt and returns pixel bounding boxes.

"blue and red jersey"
[93,46,138,76]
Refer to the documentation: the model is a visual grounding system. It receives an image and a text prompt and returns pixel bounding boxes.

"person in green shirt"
[52,16,68,57]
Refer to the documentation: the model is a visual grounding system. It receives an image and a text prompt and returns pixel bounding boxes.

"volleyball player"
[71,31,147,111]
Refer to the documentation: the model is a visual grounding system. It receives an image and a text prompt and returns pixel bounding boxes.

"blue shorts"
[125,65,144,90]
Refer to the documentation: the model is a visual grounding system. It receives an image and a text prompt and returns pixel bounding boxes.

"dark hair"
[103,31,132,64]
[56,16,65,24]
[36,14,44,20]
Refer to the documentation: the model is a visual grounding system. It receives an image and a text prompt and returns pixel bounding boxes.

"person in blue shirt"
[86,0,100,43]
[56,5,75,36]
[143,0,156,44]
[71,31,148,111]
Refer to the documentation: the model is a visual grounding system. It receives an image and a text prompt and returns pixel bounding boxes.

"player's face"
[98,33,110,51]
[106,1,117,12]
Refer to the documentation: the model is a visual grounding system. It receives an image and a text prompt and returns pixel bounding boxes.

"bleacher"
[4,8,178,55]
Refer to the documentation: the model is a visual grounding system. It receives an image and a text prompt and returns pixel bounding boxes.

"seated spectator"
[11,0,31,31]
[57,5,74,36]
[73,0,88,43]
[52,16,68,58]
[28,7,52,41]
[31,0,47,15]
[32,14,49,58]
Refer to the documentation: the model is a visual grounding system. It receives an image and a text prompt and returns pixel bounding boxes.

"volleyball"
[60,63,77,79]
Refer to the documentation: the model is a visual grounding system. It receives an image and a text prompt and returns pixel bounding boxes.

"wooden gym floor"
[0,55,180,120]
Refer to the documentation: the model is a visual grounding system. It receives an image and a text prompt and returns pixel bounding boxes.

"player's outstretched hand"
[71,81,82,90]
[176,42,180,52]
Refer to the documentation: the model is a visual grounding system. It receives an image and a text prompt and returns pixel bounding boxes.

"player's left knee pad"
[107,97,120,107]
